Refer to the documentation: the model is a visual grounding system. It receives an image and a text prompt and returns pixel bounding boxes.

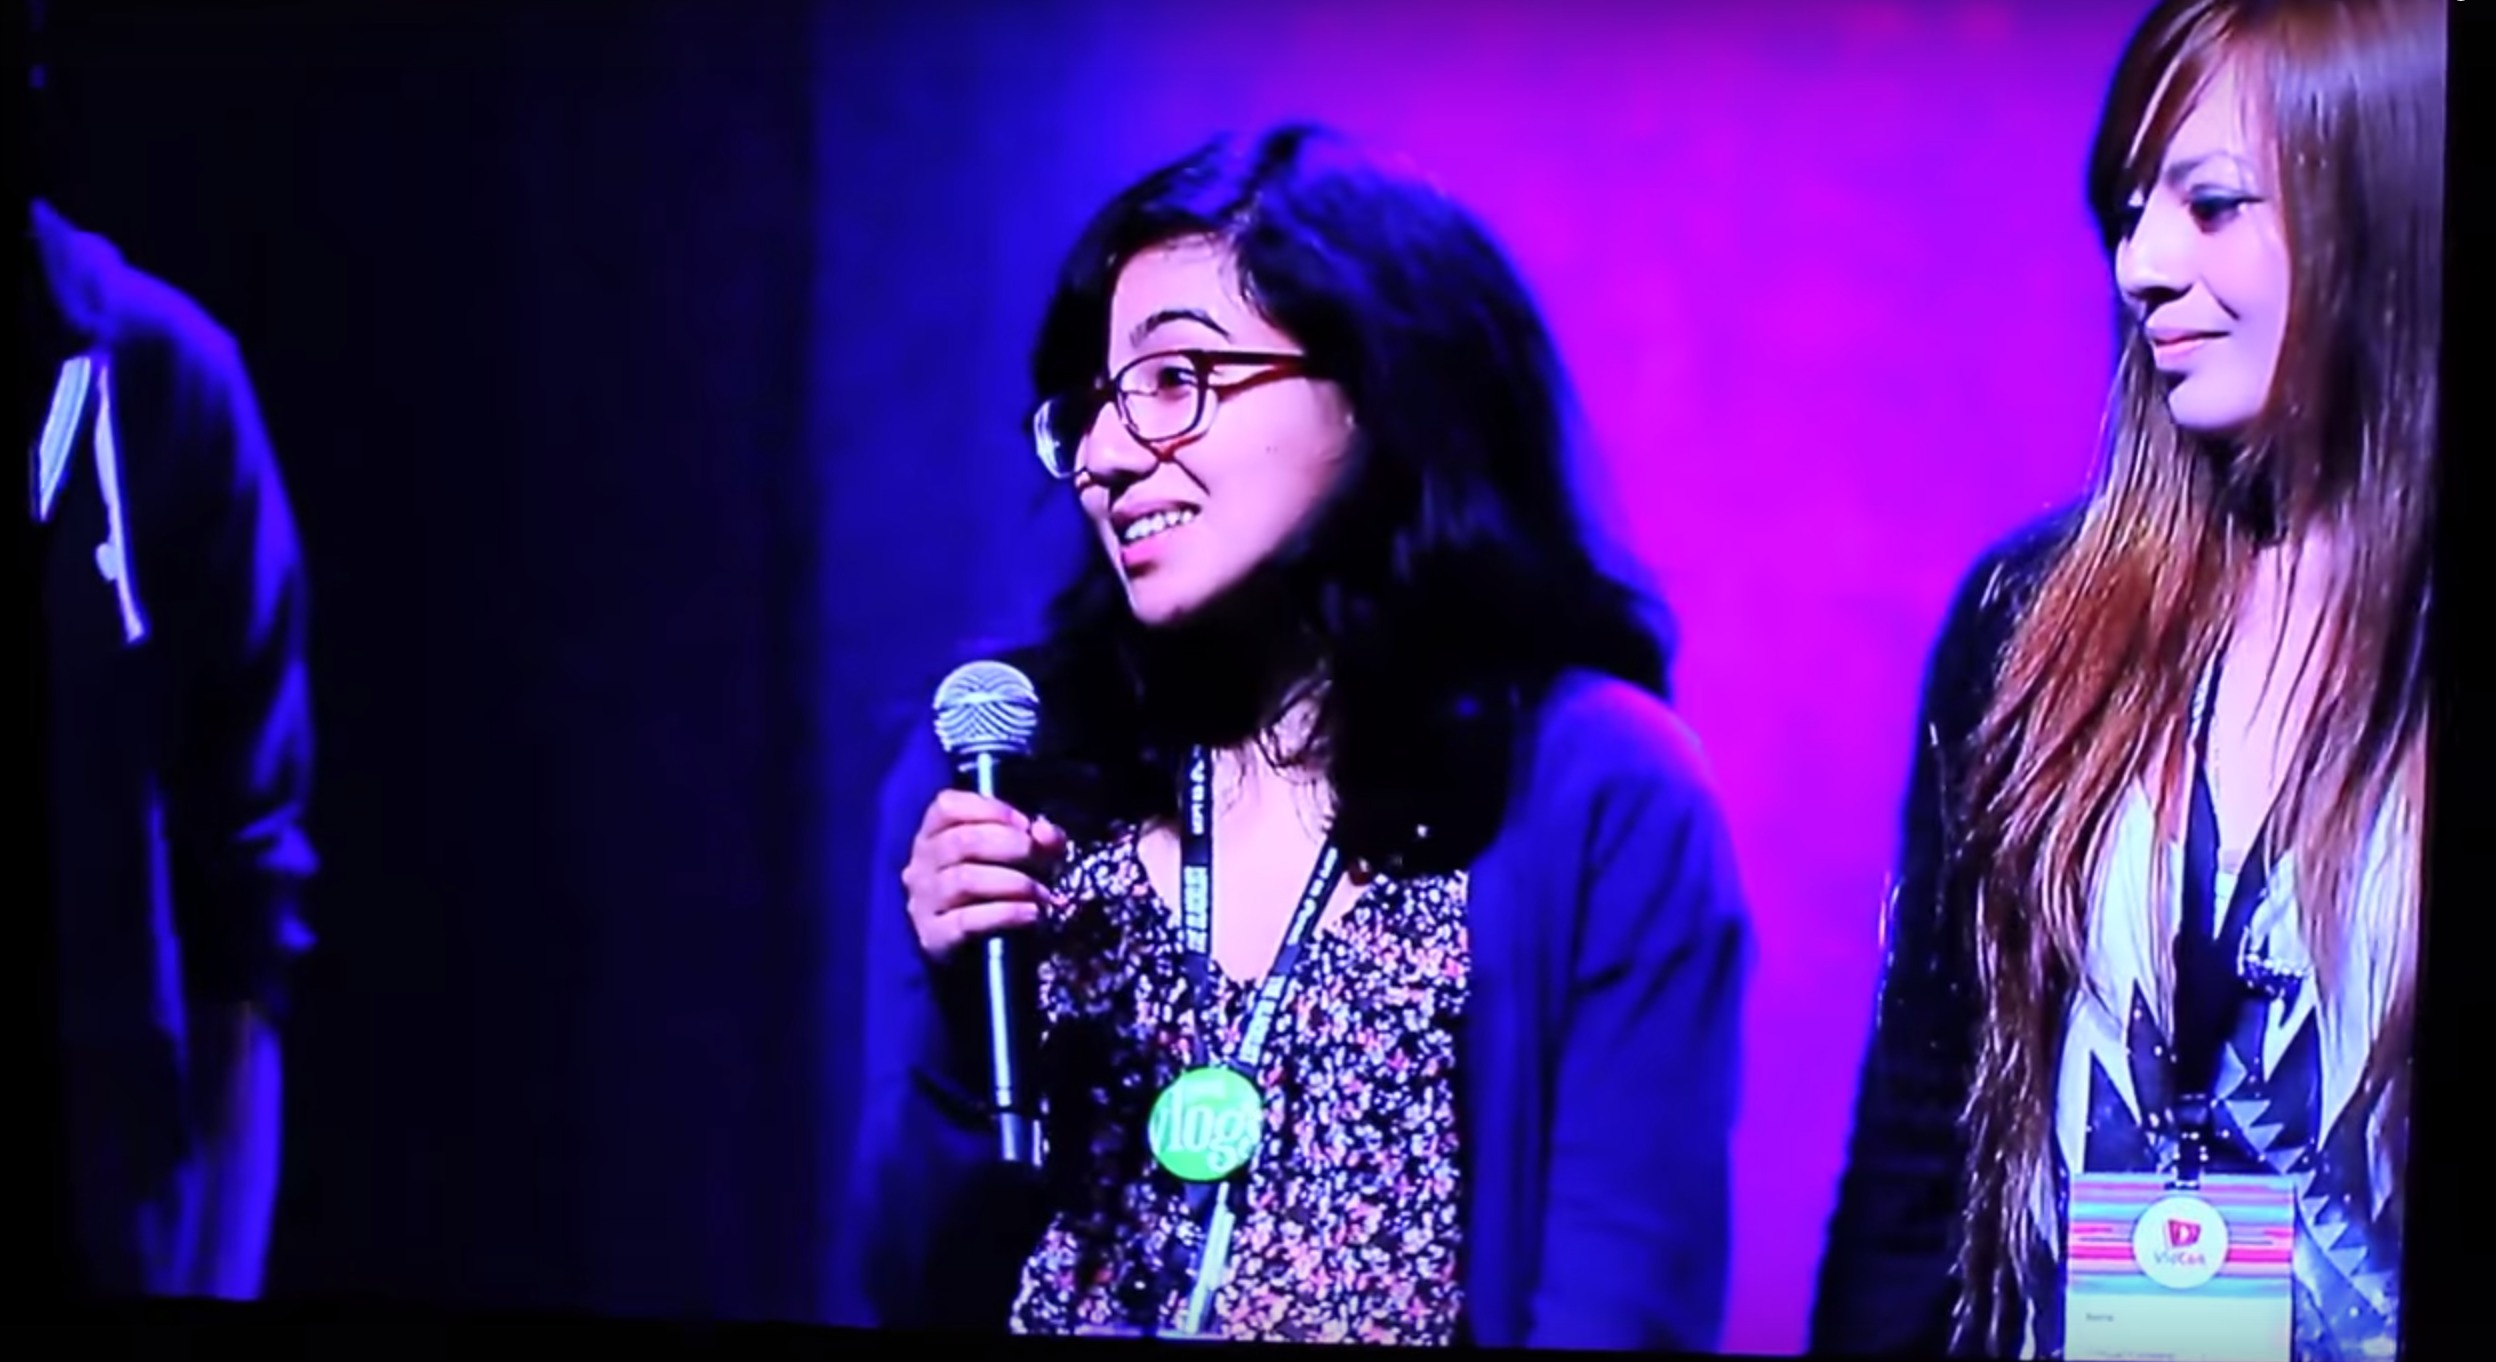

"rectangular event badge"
[2063,1172,2297,1361]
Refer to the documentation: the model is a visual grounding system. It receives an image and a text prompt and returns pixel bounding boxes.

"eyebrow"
[2162,151,2260,188]
[1128,307,1231,349]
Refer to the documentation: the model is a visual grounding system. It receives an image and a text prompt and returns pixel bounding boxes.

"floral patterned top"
[1006,827,1472,1344]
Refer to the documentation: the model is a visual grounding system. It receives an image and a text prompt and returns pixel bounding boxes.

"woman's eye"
[2189,193,2253,228]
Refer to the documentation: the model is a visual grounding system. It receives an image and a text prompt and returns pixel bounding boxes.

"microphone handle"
[970,751,1039,1167]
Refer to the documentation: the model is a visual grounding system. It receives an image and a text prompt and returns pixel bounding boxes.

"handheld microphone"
[931,659,1044,1168]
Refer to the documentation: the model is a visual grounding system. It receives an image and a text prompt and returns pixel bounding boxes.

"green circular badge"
[1147,1065,1266,1183]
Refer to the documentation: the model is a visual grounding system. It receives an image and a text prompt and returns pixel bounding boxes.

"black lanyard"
[1136,746,1346,1336]
[2171,646,2274,1187]
[1174,745,1346,1072]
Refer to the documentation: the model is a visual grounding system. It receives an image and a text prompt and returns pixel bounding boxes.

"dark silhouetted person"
[23,0,315,1299]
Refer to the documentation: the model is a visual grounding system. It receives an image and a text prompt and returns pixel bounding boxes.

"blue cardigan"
[835,671,1752,1349]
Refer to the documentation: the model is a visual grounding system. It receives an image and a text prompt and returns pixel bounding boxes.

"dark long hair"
[1952,0,2440,1347]
[1018,123,1672,875]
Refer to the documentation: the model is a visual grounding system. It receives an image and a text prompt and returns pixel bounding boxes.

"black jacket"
[1809,507,2081,1356]
[30,200,316,1295]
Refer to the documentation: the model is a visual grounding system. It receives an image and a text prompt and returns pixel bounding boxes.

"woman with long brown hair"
[1810,0,2439,1357]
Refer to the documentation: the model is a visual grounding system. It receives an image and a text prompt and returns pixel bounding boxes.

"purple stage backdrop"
[818,0,2146,1350]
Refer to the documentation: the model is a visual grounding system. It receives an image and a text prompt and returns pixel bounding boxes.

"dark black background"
[39,0,828,1320]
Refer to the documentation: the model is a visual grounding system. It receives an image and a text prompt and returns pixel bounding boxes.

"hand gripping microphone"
[931,660,1044,1167]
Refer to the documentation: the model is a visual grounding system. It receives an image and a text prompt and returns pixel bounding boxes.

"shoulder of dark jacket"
[1519,669,1717,809]
[32,198,246,383]
[1924,503,2085,752]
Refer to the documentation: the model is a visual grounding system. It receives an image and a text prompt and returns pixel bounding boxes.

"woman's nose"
[2115,197,2193,307]
[1078,410,1161,482]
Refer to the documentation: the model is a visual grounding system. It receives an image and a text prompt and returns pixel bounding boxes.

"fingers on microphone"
[939,862,1047,910]
[928,788,1031,833]
[930,900,1043,954]
[941,820,1041,870]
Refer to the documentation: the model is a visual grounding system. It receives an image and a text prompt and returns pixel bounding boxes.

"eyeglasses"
[1030,348,1311,480]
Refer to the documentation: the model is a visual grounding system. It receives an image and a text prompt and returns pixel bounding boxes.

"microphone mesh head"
[932,660,1041,759]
